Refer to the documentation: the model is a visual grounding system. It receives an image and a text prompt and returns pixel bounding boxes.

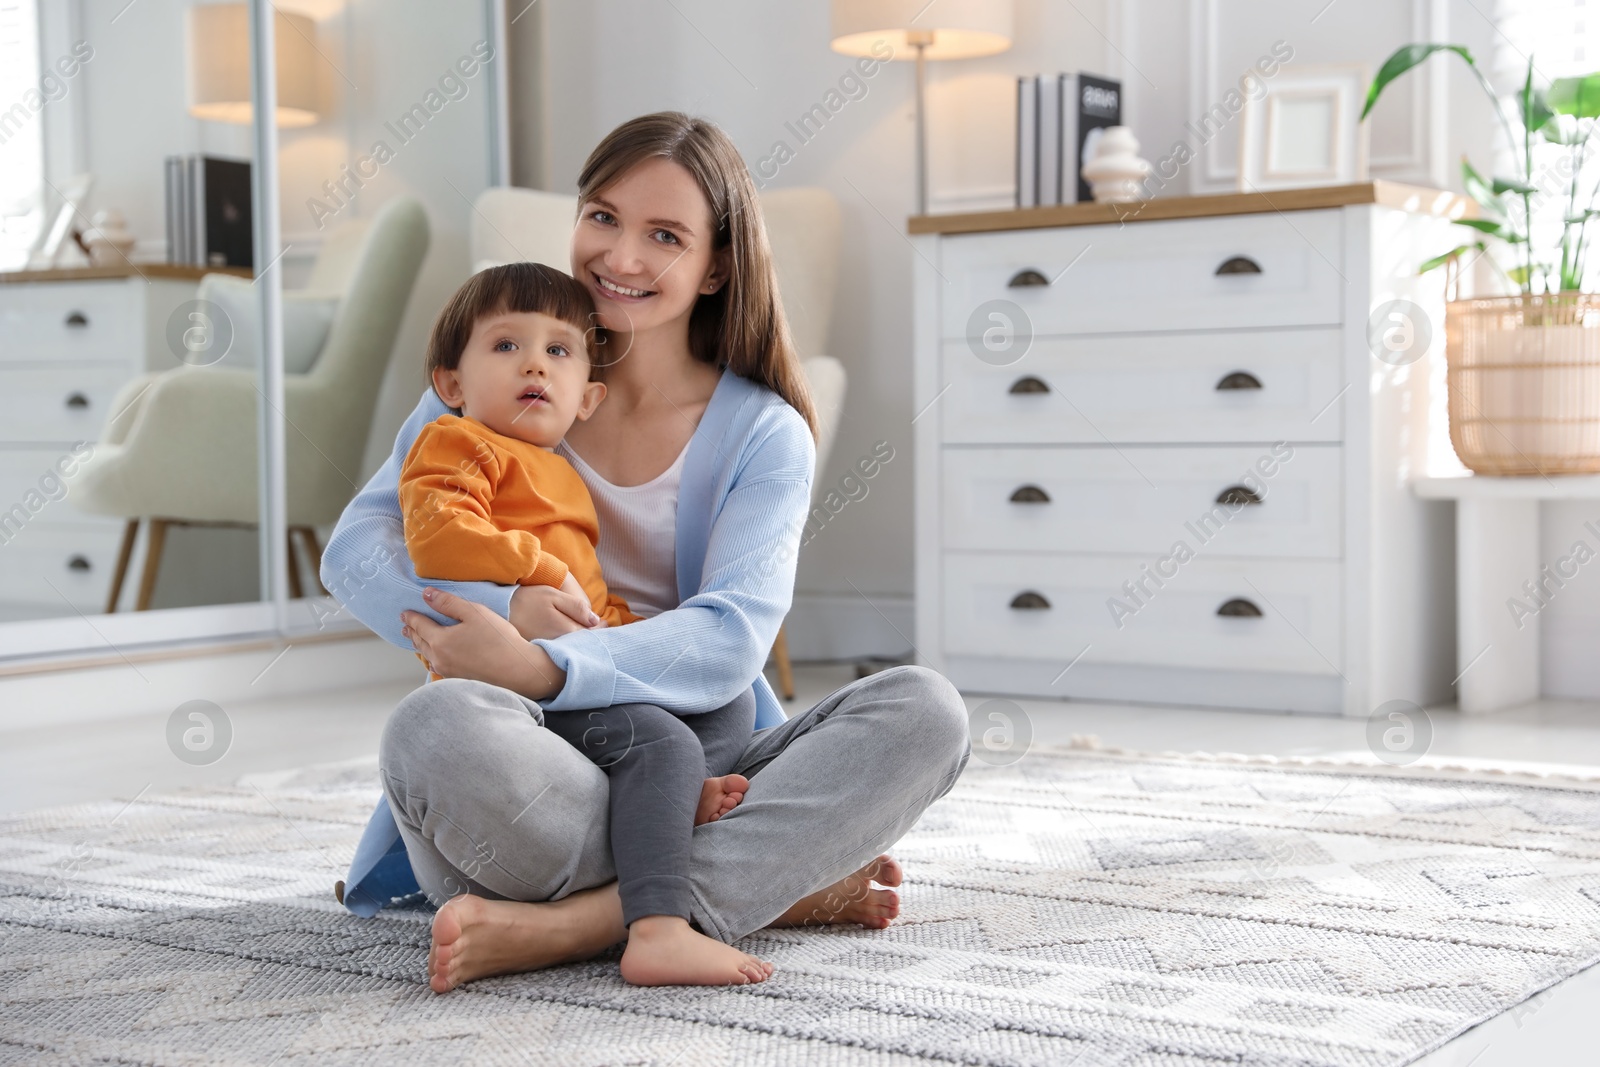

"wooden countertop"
[0,263,253,284]
[907,180,1474,236]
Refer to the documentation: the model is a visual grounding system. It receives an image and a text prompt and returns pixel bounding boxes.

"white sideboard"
[910,183,1466,716]
[0,265,229,618]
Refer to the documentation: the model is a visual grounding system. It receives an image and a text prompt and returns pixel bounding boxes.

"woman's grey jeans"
[378,665,971,943]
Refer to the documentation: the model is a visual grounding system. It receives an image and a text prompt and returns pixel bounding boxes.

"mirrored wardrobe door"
[271,0,505,634]
[0,0,278,659]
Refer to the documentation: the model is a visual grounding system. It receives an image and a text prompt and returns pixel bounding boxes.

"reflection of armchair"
[74,198,430,611]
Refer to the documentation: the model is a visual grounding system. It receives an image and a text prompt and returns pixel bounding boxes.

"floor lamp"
[830,0,1013,216]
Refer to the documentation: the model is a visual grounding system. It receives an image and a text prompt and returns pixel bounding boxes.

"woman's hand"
[509,582,599,641]
[402,587,566,700]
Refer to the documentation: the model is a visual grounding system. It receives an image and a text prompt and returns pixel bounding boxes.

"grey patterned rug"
[5,744,1600,1066]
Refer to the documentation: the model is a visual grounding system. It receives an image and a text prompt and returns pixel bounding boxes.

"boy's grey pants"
[378,666,970,943]
[541,691,755,927]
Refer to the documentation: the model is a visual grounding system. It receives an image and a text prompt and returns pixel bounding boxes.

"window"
[0,0,42,271]
[1480,2,1600,291]
[1494,1,1596,84]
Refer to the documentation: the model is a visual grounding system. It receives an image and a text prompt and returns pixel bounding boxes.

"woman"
[321,112,970,992]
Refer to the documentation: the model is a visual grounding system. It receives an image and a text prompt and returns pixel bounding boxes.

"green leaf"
[1492,176,1538,195]
[1520,83,1556,133]
[1455,219,1504,235]
[1364,44,1475,120]
[1462,157,1507,219]
[1549,73,1600,117]
[1541,113,1584,144]
[1419,242,1484,274]
[1508,264,1533,286]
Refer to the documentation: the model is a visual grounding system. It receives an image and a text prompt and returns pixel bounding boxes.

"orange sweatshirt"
[398,414,640,677]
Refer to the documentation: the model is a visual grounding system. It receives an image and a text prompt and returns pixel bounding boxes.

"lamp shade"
[187,3,319,127]
[830,0,1012,60]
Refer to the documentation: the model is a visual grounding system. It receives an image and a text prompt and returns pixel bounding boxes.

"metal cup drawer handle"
[68,555,91,572]
[65,392,89,409]
[1009,591,1051,610]
[1215,256,1263,275]
[1215,371,1262,391]
[1009,485,1051,504]
[1215,485,1263,506]
[64,311,89,328]
[1216,598,1263,617]
[1007,268,1050,287]
[1008,375,1049,395]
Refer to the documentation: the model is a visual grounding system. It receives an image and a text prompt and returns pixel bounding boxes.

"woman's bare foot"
[619,915,772,986]
[428,882,626,993]
[769,854,903,930]
[695,773,749,825]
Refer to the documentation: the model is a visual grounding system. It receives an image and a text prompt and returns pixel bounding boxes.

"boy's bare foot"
[428,883,626,993]
[619,914,772,986]
[695,773,749,825]
[769,854,903,930]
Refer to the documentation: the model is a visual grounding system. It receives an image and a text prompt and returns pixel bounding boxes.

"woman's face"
[571,156,727,338]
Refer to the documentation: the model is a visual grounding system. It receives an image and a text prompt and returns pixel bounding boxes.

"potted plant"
[1365,46,1600,475]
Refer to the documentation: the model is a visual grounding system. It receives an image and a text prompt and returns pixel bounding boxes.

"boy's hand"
[509,584,599,642]
[559,572,604,628]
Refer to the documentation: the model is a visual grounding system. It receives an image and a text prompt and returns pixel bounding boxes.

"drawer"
[0,522,124,611]
[0,280,135,362]
[0,449,120,526]
[0,366,135,443]
[940,210,1343,338]
[942,445,1340,558]
[941,552,1343,675]
[939,329,1345,444]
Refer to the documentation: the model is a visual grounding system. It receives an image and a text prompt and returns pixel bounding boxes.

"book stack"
[1016,73,1123,208]
[164,154,254,268]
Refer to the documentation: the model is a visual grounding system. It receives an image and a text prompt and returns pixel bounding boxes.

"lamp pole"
[910,29,933,216]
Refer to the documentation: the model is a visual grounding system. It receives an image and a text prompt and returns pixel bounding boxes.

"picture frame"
[1237,65,1370,192]
[27,173,94,269]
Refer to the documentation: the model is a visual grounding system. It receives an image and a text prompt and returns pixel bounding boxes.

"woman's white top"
[556,438,687,619]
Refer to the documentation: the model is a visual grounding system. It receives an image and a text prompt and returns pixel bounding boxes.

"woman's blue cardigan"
[322,370,814,914]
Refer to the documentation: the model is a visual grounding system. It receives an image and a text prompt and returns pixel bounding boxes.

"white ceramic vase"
[1080,126,1153,204]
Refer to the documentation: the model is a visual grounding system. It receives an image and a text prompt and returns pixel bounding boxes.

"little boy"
[399,262,767,986]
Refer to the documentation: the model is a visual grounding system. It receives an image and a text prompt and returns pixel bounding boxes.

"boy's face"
[431,309,606,448]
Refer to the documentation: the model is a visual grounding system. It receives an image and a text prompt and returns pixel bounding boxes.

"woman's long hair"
[576,112,818,438]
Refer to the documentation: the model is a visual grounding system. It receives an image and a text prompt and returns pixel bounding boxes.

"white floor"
[4,660,1598,1064]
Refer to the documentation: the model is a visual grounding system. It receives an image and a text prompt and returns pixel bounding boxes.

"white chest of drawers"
[910,183,1466,716]
[0,265,217,617]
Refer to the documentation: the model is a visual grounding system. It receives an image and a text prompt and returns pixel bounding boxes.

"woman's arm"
[534,404,814,713]
[320,389,522,648]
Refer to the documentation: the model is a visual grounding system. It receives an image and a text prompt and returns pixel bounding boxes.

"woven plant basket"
[1445,294,1600,475]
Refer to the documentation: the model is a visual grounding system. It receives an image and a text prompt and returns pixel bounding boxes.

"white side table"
[1413,474,1600,712]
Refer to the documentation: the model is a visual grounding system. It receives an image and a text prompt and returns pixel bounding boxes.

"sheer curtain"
[0,0,42,271]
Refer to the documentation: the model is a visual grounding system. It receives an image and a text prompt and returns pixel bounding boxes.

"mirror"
[0,0,502,657]
[269,0,502,630]
[0,0,273,648]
